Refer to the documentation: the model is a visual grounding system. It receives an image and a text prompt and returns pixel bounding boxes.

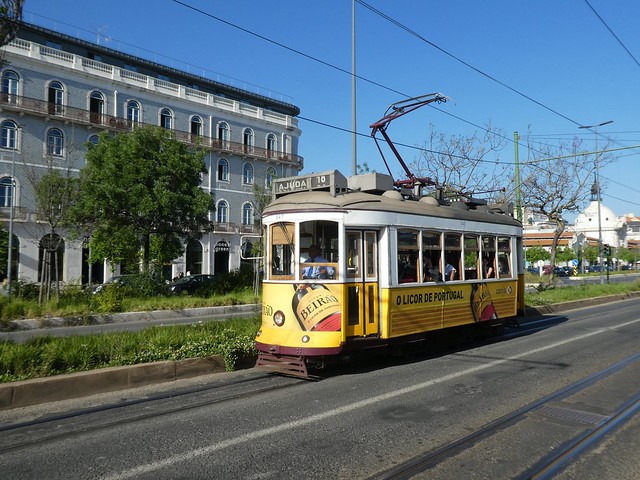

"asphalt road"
[2,297,640,479]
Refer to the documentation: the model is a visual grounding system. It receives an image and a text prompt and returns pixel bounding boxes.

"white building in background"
[572,200,626,249]
[0,22,303,284]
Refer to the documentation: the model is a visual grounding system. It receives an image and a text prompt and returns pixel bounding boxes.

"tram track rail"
[0,371,303,453]
[369,352,640,480]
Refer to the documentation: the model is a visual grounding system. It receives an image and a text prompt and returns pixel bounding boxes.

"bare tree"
[409,124,510,202]
[519,132,613,275]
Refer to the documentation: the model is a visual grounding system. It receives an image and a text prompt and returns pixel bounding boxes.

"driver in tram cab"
[302,244,335,279]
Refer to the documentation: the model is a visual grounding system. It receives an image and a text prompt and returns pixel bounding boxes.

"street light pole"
[6,128,16,295]
[579,120,613,285]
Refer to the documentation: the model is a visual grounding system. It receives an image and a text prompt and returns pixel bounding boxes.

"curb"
[523,290,640,317]
[0,355,227,410]
[3,304,261,332]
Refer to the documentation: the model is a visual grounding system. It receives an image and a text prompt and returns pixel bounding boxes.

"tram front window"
[270,222,295,279]
[299,220,339,280]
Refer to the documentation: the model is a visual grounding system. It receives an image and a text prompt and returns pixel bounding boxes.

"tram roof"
[264,188,522,229]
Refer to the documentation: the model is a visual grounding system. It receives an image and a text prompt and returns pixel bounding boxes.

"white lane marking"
[105,318,640,480]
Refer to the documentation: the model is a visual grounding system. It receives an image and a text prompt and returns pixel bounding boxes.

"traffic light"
[604,244,610,257]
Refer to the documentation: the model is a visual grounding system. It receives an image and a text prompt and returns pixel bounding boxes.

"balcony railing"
[0,93,304,169]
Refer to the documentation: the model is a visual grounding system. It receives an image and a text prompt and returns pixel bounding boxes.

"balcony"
[0,93,304,169]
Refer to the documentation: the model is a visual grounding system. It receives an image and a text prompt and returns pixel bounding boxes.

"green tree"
[583,245,599,266]
[525,246,550,265]
[556,246,576,264]
[72,126,213,273]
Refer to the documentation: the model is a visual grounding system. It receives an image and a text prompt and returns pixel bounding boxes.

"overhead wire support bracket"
[370,92,447,194]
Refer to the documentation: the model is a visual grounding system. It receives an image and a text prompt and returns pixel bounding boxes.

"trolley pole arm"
[370,93,447,188]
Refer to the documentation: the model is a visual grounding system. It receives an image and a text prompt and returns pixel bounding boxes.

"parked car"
[167,274,217,295]
[553,266,572,277]
[91,274,134,294]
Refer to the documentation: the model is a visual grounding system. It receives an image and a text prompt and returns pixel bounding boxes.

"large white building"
[0,23,303,284]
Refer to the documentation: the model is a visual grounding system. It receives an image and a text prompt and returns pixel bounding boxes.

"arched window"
[0,176,14,207]
[48,81,64,115]
[266,133,277,158]
[160,108,173,129]
[1,120,17,149]
[127,100,140,124]
[190,115,202,136]
[243,128,254,153]
[89,91,104,124]
[1,70,19,102]
[216,200,228,224]
[243,163,254,185]
[266,166,277,189]
[47,128,64,156]
[217,122,229,148]
[242,203,254,225]
[217,158,229,181]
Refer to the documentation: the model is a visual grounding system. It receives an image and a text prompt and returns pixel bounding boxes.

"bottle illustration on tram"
[471,283,498,322]
[292,283,342,332]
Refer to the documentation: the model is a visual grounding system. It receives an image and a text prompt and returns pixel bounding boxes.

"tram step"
[255,352,309,378]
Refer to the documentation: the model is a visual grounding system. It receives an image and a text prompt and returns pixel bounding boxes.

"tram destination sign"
[274,170,347,198]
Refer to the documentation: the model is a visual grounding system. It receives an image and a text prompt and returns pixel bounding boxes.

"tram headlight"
[273,310,285,327]
[301,335,310,343]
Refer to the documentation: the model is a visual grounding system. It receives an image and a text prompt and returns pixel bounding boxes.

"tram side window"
[444,233,461,281]
[422,231,442,282]
[481,235,497,280]
[398,229,419,283]
[346,232,361,279]
[270,222,295,279]
[497,236,512,278]
[463,235,479,280]
[299,220,339,280]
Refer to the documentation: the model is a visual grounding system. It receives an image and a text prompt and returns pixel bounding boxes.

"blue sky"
[22,0,640,220]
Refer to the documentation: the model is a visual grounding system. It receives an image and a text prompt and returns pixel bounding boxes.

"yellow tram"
[255,169,524,377]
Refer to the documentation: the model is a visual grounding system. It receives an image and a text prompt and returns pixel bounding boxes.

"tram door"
[345,230,379,338]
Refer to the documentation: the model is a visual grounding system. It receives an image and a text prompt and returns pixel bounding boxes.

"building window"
[266,166,277,189]
[160,108,173,129]
[218,122,229,147]
[266,133,276,158]
[217,158,229,181]
[242,203,253,225]
[0,176,14,207]
[216,200,228,224]
[127,100,140,124]
[243,163,254,185]
[47,128,64,156]
[48,81,64,115]
[243,128,254,153]
[1,120,17,149]
[89,91,104,124]
[190,115,202,136]
[1,70,19,101]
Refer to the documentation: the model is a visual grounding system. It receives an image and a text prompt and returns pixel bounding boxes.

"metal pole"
[595,145,604,285]
[351,0,357,175]
[514,131,522,223]
[579,120,612,285]
[7,138,15,295]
